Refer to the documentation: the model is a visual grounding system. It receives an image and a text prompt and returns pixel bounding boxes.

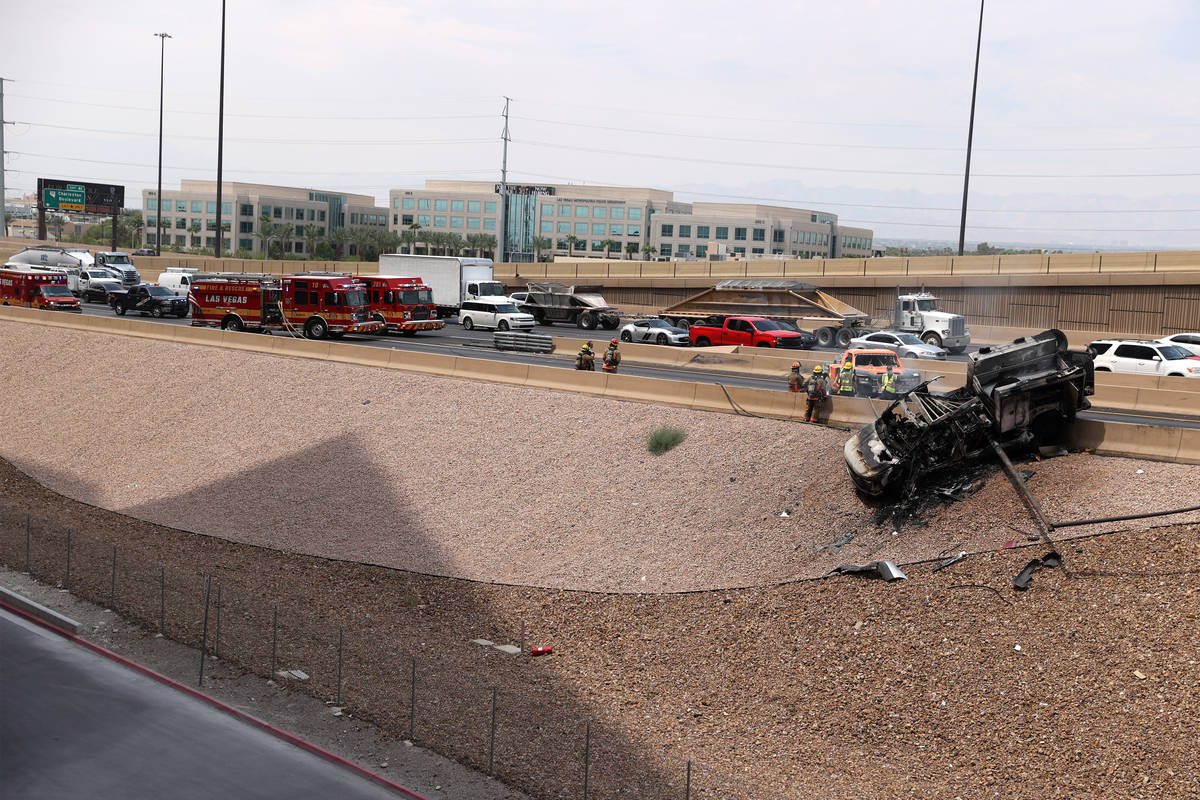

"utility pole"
[214,0,227,258]
[154,33,171,255]
[1,77,10,238]
[958,0,985,257]
[497,96,510,263]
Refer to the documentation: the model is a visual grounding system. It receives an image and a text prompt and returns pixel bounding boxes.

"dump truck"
[843,329,1094,496]
[658,280,970,352]
[513,282,621,330]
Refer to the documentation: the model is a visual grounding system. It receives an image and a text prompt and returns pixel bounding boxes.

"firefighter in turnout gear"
[602,338,621,373]
[879,364,899,399]
[575,341,596,371]
[804,365,830,423]
[787,361,803,392]
[837,357,856,396]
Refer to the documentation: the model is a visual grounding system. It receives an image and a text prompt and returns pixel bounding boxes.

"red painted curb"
[1,599,435,800]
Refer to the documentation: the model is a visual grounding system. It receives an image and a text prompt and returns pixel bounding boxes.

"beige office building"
[389,180,872,262]
[143,180,389,256]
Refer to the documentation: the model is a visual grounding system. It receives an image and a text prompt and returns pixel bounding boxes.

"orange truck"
[355,274,444,336]
[0,268,82,313]
[189,273,384,339]
[828,348,921,397]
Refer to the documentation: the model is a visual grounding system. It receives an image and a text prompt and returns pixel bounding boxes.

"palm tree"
[531,236,550,262]
[478,234,497,259]
[276,223,295,258]
[416,230,434,256]
[348,227,373,260]
[256,215,275,259]
[402,223,422,254]
[600,238,618,259]
[625,242,639,260]
[303,224,320,260]
[641,244,657,260]
[187,222,201,250]
[378,229,401,255]
[329,227,350,259]
[564,234,579,256]
[49,214,66,242]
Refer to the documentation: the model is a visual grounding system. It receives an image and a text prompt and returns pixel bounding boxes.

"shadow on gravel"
[0,446,699,800]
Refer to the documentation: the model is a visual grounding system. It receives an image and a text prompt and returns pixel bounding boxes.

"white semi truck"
[377,254,508,318]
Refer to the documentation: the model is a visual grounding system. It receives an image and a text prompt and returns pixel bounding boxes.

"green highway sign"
[43,184,86,211]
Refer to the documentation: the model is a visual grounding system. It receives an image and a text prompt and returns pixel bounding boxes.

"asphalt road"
[70,304,1200,429]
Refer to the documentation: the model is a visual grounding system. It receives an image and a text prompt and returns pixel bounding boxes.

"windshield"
[477,283,506,297]
[895,333,924,345]
[494,303,519,314]
[858,353,900,367]
[40,285,73,297]
[914,299,938,312]
[105,255,133,265]
[773,320,800,331]
[344,290,367,307]
[1160,345,1193,360]
[751,320,785,331]
[147,286,173,296]
[400,289,432,304]
[646,319,672,329]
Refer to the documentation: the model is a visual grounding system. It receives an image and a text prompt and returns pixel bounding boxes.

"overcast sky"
[3,0,1199,248]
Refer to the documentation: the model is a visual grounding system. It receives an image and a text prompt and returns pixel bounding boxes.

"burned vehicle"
[844,329,1094,496]
[514,282,622,330]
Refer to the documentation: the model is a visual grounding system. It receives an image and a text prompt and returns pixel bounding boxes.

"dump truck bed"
[661,280,871,325]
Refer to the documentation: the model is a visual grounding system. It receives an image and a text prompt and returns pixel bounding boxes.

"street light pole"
[958,0,985,257]
[154,32,171,256]
[214,0,227,258]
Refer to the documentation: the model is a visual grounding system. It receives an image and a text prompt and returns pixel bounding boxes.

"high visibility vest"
[881,372,897,393]
[839,364,855,389]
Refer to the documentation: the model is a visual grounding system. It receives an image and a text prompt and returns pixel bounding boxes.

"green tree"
[565,234,579,255]
[600,238,618,259]
[48,214,66,242]
[401,223,421,254]
[641,244,657,260]
[187,222,201,250]
[314,240,334,260]
[477,233,497,259]
[624,242,639,260]
[275,223,295,258]
[531,236,550,262]
[329,227,350,259]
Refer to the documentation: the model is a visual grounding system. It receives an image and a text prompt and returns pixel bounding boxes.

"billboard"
[38,178,125,215]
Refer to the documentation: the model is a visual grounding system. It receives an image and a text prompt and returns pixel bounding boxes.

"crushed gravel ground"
[2,321,1198,593]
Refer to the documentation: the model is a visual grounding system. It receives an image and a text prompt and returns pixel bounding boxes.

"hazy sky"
[3,0,1199,248]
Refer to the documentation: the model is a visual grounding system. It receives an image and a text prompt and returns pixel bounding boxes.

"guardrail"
[493,331,554,353]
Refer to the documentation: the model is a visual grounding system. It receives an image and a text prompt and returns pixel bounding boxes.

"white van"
[458,298,535,332]
[157,267,207,296]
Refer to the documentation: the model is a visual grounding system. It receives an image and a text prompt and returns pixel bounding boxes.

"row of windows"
[146,233,232,247]
[794,231,829,245]
[844,235,871,249]
[405,215,498,231]
[261,205,328,223]
[662,224,767,241]
[395,197,499,214]
[348,213,386,225]
[554,239,641,252]
[538,204,642,221]
[148,199,232,214]
[538,221,643,237]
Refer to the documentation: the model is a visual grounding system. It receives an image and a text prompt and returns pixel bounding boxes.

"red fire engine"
[189,273,384,338]
[0,268,82,313]
[356,274,444,336]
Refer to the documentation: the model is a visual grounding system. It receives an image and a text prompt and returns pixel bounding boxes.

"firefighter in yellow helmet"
[602,337,621,373]
[804,364,830,423]
[836,355,856,396]
[575,341,595,371]
[787,361,803,392]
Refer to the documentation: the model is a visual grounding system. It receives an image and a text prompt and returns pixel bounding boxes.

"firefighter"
[879,364,898,399]
[787,361,803,392]
[602,337,621,373]
[836,356,856,396]
[575,341,595,371]
[804,365,829,423]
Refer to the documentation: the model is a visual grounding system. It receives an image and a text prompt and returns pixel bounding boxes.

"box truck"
[377,254,507,318]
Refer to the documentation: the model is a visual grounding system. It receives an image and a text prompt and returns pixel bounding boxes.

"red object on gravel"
[530,646,553,656]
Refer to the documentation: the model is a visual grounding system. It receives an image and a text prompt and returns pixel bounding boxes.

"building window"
[468,218,481,229]
[696,244,707,256]
[176,235,186,245]
[318,210,326,221]
[434,216,447,227]
[556,238,567,250]
[239,221,253,233]
[610,224,623,235]
[772,230,784,243]
[393,214,398,225]
[716,226,729,239]
[559,204,571,216]
[287,208,295,220]
[350,213,358,224]
[591,240,605,251]
[661,224,674,237]
[147,198,158,211]
[402,214,414,225]
[610,208,625,219]
[540,220,553,233]
[678,244,691,255]
[627,224,640,236]
[628,208,642,220]
[147,233,157,244]
[261,205,271,217]
[557,222,570,234]
[485,201,497,214]
[660,244,672,257]
[434,199,447,211]
[541,203,554,216]
[222,202,231,215]
[753,228,766,241]
[146,216,157,227]
[593,207,607,219]
[575,206,589,217]
[191,201,203,212]
[468,200,481,213]
[679,225,691,238]
[273,207,282,219]
[176,201,187,211]
[484,218,496,230]
[451,200,464,212]
[392,197,400,209]
[418,199,430,210]
[451,217,464,228]
[574,222,588,235]
[403,198,414,210]
[237,203,251,216]
[418,215,431,226]
[176,217,186,229]
[592,223,605,235]
[772,249,783,255]
[734,246,746,254]
[752,247,765,254]
[695,225,709,238]
[734,227,747,241]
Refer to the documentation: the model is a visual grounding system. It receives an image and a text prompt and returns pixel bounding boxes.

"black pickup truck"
[109,284,190,318]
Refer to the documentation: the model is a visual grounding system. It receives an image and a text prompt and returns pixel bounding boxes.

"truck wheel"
[675,318,690,330]
[836,329,853,347]
[601,316,619,330]
[151,307,163,318]
[947,346,966,355]
[115,304,126,316]
[695,336,711,347]
[922,332,943,348]
[221,315,244,332]
[305,318,328,339]
[539,318,554,326]
[580,313,597,330]
[816,327,834,347]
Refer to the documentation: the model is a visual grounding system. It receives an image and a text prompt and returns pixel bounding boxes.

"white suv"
[1090,339,1200,378]
[458,299,535,332]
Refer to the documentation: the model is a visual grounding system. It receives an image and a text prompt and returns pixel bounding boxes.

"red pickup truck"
[689,316,817,349]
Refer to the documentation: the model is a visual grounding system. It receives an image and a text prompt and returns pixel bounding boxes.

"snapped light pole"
[958,0,985,257]
[497,96,511,264]
[153,33,171,255]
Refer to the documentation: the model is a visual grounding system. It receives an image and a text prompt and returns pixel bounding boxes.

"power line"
[10,120,494,146]
[8,151,494,177]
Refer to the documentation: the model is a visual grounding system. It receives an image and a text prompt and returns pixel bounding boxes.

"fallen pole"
[990,440,1055,544]
[1052,503,1200,529]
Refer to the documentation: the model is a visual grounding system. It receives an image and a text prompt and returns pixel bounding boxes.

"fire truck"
[189,273,383,338]
[354,274,444,336]
[0,268,82,312]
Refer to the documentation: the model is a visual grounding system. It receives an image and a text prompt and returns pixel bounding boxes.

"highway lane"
[68,305,1200,429]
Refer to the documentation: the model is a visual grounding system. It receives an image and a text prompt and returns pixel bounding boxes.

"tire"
[498,320,510,331]
[176,311,188,318]
[1168,373,1183,377]
[539,318,554,326]
[601,316,619,330]
[151,307,163,318]
[656,333,668,346]
[675,318,691,331]
[221,315,244,332]
[922,332,943,348]
[756,341,772,348]
[580,312,597,330]
[114,304,126,316]
[621,330,633,342]
[836,329,854,347]
[816,327,834,347]
[462,316,474,331]
[947,346,966,355]
[305,317,328,339]
[695,336,711,347]
[1094,367,1110,372]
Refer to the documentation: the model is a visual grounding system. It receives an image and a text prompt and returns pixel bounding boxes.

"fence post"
[685,760,691,800]
[110,545,117,609]
[159,566,165,634]
[337,627,343,706]
[65,527,71,589]
[583,721,591,800]
[409,656,416,741]
[519,619,525,653]
[215,585,222,659]
[198,575,212,687]
[488,687,497,776]
[25,514,30,573]
[270,603,278,677]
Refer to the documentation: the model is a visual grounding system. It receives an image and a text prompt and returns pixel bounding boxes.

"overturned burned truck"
[844,330,1095,496]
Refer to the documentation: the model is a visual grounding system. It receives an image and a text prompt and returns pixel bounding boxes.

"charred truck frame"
[844,330,1095,496]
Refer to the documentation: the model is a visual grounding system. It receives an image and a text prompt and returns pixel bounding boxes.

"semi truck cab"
[894,293,970,353]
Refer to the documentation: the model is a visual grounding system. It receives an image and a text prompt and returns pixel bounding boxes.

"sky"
[3,0,1199,249]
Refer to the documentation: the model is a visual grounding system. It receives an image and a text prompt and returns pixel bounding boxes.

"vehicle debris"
[835,560,907,581]
[931,552,967,572]
[844,329,1094,497]
[1012,551,1062,591]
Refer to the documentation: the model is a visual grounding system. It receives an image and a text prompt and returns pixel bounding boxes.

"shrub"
[647,426,686,455]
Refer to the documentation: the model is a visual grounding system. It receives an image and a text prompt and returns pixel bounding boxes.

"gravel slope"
[2,320,1198,593]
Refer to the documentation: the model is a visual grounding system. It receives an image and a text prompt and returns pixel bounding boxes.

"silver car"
[1156,333,1200,357]
[619,318,690,346]
[849,331,947,360]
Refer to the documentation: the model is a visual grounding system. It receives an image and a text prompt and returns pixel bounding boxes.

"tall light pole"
[154,33,171,256]
[214,0,227,258]
[958,0,984,256]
